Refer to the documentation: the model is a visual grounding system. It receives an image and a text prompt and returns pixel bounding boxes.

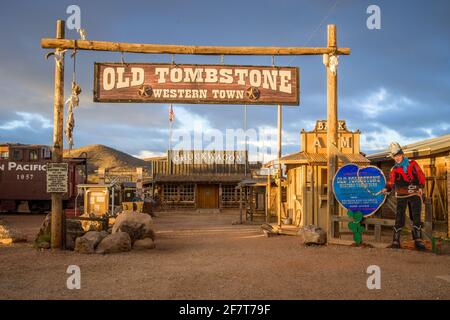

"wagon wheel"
[246,87,260,100]
[138,85,153,97]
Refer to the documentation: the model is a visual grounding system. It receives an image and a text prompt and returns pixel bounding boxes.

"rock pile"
[297,225,327,245]
[75,211,156,254]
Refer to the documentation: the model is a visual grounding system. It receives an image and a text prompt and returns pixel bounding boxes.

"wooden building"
[147,150,260,211]
[267,120,370,231]
[367,134,450,237]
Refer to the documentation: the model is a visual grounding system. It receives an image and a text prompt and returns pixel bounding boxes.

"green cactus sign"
[347,210,365,245]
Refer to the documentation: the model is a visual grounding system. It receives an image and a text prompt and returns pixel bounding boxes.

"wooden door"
[197,184,219,209]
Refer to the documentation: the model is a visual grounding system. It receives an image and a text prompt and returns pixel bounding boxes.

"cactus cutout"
[347,210,365,245]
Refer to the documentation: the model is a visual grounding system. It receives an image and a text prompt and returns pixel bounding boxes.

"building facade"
[270,120,370,231]
[148,150,259,211]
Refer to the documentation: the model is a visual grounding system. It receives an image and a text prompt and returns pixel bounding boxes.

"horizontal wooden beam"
[41,38,350,56]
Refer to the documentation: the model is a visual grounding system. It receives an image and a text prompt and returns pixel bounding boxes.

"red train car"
[0,143,87,213]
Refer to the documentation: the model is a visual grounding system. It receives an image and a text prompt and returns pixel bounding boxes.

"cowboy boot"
[391,227,401,249]
[412,226,426,250]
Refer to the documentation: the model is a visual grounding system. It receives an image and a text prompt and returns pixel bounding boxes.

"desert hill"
[63,144,150,174]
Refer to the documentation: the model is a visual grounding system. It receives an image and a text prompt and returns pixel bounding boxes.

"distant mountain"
[63,144,150,174]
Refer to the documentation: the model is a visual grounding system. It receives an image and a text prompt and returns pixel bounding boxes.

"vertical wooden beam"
[446,156,450,237]
[136,167,143,199]
[326,24,338,239]
[266,173,271,223]
[277,104,283,227]
[239,187,243,224]
[51,20,65,250]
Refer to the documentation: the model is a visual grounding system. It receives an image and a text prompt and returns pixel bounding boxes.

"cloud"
[360,124,421,154]
[353,87,415,119]
[0,112,52,130]
[133,150,166,159]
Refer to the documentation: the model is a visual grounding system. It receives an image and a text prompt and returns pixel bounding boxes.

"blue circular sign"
[333,164,387,216]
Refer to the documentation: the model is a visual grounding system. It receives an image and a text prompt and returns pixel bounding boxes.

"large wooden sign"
[94,63,299,105]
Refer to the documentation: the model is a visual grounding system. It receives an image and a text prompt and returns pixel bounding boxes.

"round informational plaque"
[333,164,387,217]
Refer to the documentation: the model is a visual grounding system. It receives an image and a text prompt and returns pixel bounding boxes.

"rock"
[80,213,104,232]
[133,238,156,250]
[38,241,50,249]
[112,212,154,242]
[65,219,84,250]
[74,231,109,254]
[0,221,27,243]
[34,213,51,242]
[298,225,327,245]
[96,232,131,254]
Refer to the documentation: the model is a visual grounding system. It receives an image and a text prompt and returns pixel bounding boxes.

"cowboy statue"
[381,142,426,250]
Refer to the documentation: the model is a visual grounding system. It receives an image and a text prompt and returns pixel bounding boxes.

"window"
[29,149,38,161]
[0,151,8,160]
[180,184,194,201]
[222,185,238,202]
[41,147,52,159]
[13,149,23,161]
[163,184,179,201]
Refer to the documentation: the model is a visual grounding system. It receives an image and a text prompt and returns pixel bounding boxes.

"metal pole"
[51,20,65,250]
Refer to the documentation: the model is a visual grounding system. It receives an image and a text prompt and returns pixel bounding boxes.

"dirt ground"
[0,212,449,300]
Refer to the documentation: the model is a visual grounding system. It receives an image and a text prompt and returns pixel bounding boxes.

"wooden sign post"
[42,22,349,247]
[50,20,65,250]
[326,25,338,239]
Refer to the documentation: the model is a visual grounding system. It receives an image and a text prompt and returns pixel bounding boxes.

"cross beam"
[41,38,350,56]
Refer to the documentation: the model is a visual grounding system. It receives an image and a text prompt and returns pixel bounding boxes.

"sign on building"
[46,162,68,193]
[94,63,299,105]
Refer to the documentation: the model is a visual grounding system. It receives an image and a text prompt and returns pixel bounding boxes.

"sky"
[0,0,449,161]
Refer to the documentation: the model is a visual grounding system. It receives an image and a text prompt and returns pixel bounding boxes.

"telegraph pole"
[326,25,338,238]
[50,20,65,249]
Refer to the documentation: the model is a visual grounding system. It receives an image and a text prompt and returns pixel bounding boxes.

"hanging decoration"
[64,48,82,150]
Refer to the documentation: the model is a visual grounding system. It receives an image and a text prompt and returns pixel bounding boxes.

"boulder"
[0,221,27,243]
[112,212,154,242]
[133,238,156,250]
[65,219,85,250]
[34,213,51,242]
[80,213,104,232]
[74,231,109,254]
[38,241,50,249]
[96,232,131,254]
[298,225,327,245]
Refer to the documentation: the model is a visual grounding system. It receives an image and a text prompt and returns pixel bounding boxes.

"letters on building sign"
[94,63,299,105]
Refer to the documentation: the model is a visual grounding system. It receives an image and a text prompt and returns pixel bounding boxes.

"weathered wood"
[41,38,350,56]
[374,224,382,242]
[326,24,338,239]
[51,20,65,250]
[446,156,450,237]
[277,104,282,227]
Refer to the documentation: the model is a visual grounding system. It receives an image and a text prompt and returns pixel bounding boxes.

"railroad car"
[0,143,87,213]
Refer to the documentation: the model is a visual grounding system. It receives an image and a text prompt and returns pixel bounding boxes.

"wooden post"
[136,167,143,199]
[51,20,65,250]
[326,24,338,238]
[446,156,450,238]
[98,167,105,184]
[277,104,282,227]
[266,173,271,223]
[239,187,243,224]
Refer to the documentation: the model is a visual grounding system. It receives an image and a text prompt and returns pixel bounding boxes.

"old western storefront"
[149,150,258,210]
[270,120,370,231]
